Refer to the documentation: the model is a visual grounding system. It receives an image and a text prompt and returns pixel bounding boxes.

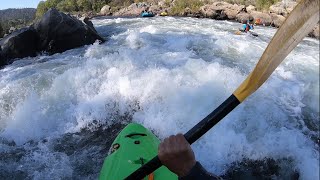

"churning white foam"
[0,17,319,179]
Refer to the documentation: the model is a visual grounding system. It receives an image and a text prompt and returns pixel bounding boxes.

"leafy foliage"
[0,8,36,37]
[77,0,93,11]
[36,1,48,18]
[255,0,279,10]
[57,0,79,12]
[225,0,279,10]
[33,0,281,19]
[35,0,145,18]
[170,0,204,15]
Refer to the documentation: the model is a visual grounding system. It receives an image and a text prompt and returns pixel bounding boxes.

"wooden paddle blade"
[234,0,319,102]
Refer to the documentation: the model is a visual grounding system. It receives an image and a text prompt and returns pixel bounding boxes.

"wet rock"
[79,16,96,33]
[308,24,320,39]
[0,28,38,67]
[34,8,104,55]
[100,5,111,16]
[236,12,253,23]
[9,27,16,34]
[250,11,272,26]
[270,13,285,27]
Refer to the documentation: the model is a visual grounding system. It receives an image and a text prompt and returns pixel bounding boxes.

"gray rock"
[114,3,151,16]
[309,24,320,39]
[269,1,297,17]
[246,5,256,13]
[236,12,253,23]
[79,16,96,33]
[34,8,105,55]
[200,2,243,20]
[270,13,285,28]
[9,27,16,34]
[0,28,38,67]
[250,11,272,26]
[100,5,111,16]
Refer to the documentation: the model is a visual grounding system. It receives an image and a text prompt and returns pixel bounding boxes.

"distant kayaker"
[159,134,222,179]
[241,20,254,33]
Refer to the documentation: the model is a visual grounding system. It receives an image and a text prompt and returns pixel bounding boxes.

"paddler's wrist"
[176,159,196,177]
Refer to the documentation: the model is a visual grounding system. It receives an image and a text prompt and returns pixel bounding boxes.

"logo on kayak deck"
[111,143,120,153]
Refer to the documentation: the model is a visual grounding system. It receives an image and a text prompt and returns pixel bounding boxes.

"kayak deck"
[99,123,177,180]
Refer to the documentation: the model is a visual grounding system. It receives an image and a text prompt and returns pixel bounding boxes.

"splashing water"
[0,17,319,179]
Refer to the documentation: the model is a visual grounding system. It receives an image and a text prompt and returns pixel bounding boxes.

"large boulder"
[200,5,218,18]
[200,2,244,20]
[235,12,253,23]
[114,3,150,16]
[284,1,297,14]
[224,4,245,20]
[34,8,104,55]
[309,24,320,39]
[270,13,285,27]
[199,3,227,20]
[269,2,287,16]
[100,5,111,16]
[269,1,297,17]
[79,16,96,33]
[250,11,272,26]
[9,27,16,34]
[246,5,256,13]
[0,28,38,67]
[148,5,162,15]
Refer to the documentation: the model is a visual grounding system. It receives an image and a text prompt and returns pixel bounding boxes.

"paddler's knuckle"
[176,133,184,138]
[169,135,175,140]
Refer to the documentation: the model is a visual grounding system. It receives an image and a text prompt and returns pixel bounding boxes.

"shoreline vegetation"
[0,0,319,39]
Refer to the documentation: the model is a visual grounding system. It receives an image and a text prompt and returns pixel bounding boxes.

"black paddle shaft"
[125,95,240,180]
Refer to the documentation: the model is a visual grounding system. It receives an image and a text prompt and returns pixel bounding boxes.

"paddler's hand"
[158,134,196,177]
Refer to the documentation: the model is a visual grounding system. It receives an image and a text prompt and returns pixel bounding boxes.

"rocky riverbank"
[1,1,318,68]
[0,9,105,68]
[99,1,319,39]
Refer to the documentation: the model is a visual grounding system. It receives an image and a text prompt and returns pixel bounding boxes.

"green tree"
[36,1,49,18]
[170,0,203,15]
[91,0,107,12]
[256,0,279,10]
[77,0,93,11]
[57,0,79,12]
[45,0,64,8]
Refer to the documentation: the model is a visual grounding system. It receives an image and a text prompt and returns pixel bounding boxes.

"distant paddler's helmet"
[248,15,254,23]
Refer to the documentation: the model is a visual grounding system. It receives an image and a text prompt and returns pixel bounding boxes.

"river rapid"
[0,17,319,179]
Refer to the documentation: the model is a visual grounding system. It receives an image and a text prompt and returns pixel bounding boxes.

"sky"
[0,0,42,10]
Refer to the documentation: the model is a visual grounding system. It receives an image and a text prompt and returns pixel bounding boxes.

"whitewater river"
[0,17,319,179]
